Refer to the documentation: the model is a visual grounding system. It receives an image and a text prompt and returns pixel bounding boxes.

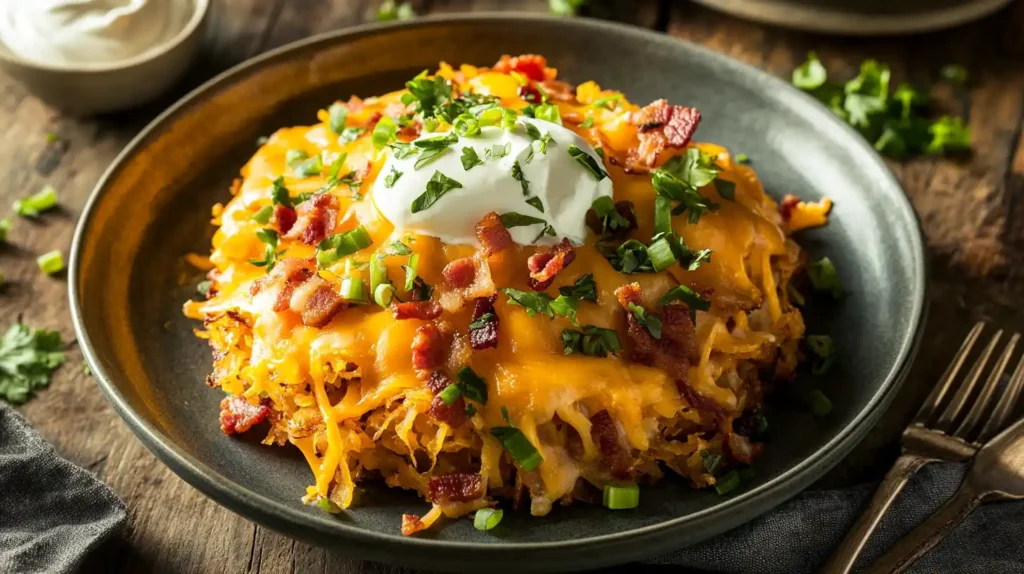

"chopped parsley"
[525,197,545,213]
[628,303,662,339]
[383,167,403,188]
[535,132,554,154]
[410,171,463,213]
[658,284,711,321]
[248,229,285,271]
[511,161,529,195]
[0,324,66,404]
[561,326,621,357]
[313,153,349,195]
[389,141,417,159]
[651,148,721,223]
[402,73,452,120]
[270,176,293,208]
[381,239,412,256]
[499,212,547,229]
[461,147,484,171]
[413,132,459,169]
[559,274,597,302]
[502,288,579,323]
[792,53,971,158]
[568,145,608,180]
[590,196,632,235]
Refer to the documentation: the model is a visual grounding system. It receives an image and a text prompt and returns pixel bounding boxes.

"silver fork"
[822,323,1024,573]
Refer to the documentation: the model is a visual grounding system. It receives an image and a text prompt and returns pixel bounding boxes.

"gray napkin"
[651,462,1024,573]
[0,403,126,574]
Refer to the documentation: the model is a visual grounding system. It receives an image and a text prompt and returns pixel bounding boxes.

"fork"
[821,323,1024,573]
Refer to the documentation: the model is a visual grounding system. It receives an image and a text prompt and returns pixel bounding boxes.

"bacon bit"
[219,396,270,435]
[344,96,365,114]
[366,111,383,131]
[284,193,339,245]
[273,204,297,235]
[527,238,577,291]
[540,80,577,103]
[469,295,499,350]
[428,473,484,504]
[412,323,444,370]
[589,410,633,479]
[426,370,452,394]
[401,514,426,536]
[627,99,702,170]
[518,84,543,104]
[299,280,348,328]
[585,200,638,237]
[778,194,800,223]
[615,283,697,381]
[384,101,410,119]
[492,54,552,82]
[398,120,422,141]
[394,300,443,321]
[726,432,762,464]
[475,212,513,255]
[443,258,477,289]
[676,379,728,422]
[430,395,467,426]
[439,256,496,313]
[248,257,315,311]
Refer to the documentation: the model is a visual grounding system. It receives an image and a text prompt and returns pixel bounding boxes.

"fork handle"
[820,454,933,574]
[866,484,983,573]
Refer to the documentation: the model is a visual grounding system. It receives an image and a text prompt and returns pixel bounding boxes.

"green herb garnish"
[568,145,608,180]
[411,171,462,213]
[248,229,285,271]
[383,167,403,188]
[328,103,347,135]
[499,212,547,229]
[511,161,529,195]
[560,326,621,357]
[558,274,597,302]
[0,324,66,404]
[461,147,484,171]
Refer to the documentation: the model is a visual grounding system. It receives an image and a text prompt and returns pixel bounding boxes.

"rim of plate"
[69,13,927,557]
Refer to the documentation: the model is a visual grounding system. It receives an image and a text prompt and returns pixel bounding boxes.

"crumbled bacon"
[426,370,451,394]
[401,514,426,536]
[518,84,543,104]
[585,200,638,237]
[428,371,466,426]
[344,96,365,114]
[366,112,383,131]
[384,101,410,119]
[540,80,577,103]
[492,54,553,82]
[615,283,698,381]
[412,323,444,370]
[249,256,315,312]
[726,432,762,464]
[469,295,499,350]
[589,410,633,479]
[394,300,443,321]
[439,256,496,313]
[428,473,484,504]
[778,194,800,222]
[443,258,477,289]
[219,396,270,435]
[398,120,422,141]
[284,193,339,245]
[273,204,297,235]
[627,99,702,170]
[296,277,348,328]
[527,238,577,291]
[475,212,513,255]
[676,379,728,422]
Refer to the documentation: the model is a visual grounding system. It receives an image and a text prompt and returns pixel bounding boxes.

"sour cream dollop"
[373,117,613,247]
[0,0,192,67]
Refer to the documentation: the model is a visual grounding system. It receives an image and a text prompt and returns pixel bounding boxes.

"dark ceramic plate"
[693,0,1012,35]
[70,15,926,573]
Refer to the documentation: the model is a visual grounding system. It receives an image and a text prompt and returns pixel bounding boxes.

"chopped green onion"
[735,153,749,164]
[453,113,481,137]
[404,253,419,291]
[15,185,58,218]
[787,284,806,306]
[251,205,274,224]
[292,155,323,178]
[806,335,835,358]
[474,508,503,531]
[0,218,10,242]
[804,389,833,416]
[490,425,543,471]
[579,114,594,128]
[372,116,397,150]
[646,236,676,272]
[286,148,309,166]
[37,250,63,275]
[654,195,672,237]
[533,104,562,125]
[807,257,842,298]
[328,103,348,135]
[316,225,372,268]
[373,283,395,307]
[715,470,741,495]
[592,93,623,110]
[370,255,389,294]
[792,52,827,91]
[439,384,462,405]
[701,450,722,475]
[196,280,212,297]
[317,497,342,514]
[340,277,367,303]
[602,485,639,509]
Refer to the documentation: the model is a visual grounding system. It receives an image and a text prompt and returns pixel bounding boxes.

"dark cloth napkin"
[0,403,126,574]
[651,462,1024,573]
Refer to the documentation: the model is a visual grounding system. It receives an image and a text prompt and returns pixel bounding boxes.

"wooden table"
[5,0,1024,571]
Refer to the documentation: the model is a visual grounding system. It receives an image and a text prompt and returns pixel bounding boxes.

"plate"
[70,15,926,572]
[692,0,1013,35]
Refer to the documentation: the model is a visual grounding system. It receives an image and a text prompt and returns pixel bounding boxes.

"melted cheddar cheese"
[185,56,827,531]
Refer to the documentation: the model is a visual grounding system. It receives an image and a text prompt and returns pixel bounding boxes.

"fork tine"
[913,322,985,425]
[952,333,1019,440]
[934,329,1003,432]
[976,347,1024,443]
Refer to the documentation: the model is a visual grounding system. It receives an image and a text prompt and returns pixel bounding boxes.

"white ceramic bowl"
[0,0,210,116]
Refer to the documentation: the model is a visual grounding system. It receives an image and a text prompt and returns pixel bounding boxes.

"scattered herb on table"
[0,323,66,404]
[377,0,415,21]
